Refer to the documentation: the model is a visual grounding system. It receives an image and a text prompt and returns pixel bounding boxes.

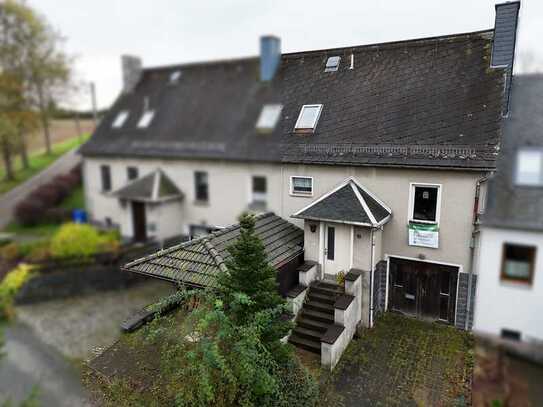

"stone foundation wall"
[455,272,477,330]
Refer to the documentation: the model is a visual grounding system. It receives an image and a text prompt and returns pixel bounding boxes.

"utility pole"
[90,82,98,129]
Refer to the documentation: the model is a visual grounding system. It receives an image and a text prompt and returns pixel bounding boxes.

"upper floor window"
[100,165,111,192]
[294,104,323,133]
[127,166,138,181]
[252,176,267,204]
[290,176,313,196]
[256,104,282,132]
[137,110,155,128]
[409,184,441,224]
[516,149,543,186]
[501,243,536,285]
[194,171,209,202]
[112,110,129,128]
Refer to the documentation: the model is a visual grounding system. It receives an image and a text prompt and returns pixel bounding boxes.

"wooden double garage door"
[389,258,458,324]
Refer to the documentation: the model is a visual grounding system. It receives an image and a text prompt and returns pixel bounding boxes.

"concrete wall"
[84,157,483,275]
[474,227,543,342]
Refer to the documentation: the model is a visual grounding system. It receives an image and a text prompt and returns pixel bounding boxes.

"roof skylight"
[256,104,283,132]
[294,104,323,133]
[112,110,129,128]
[137,110,155,128]
[325,56,341,72]
[169,70,181,84]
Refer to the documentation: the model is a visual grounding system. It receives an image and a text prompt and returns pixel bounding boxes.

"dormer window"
[169,70,181,84]
[325,56,341,72]
[137,110,155,128]
[294,104,323,133]
[112,110,129,128]
[256,104,282,132]
[516,149,543,186]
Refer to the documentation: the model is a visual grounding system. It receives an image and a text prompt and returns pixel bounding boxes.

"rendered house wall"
[474,227,543,342]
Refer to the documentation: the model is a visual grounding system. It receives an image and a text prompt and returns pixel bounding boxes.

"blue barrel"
[72,209,88,224]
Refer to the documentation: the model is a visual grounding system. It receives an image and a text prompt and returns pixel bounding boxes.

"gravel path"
[15,281,175,360]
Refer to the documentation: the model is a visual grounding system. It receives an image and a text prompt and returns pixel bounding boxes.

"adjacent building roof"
[112,169,183,202]
[122,212,304,287]
[81,30,506,170]
[482,75,543,231]
[292,177,391,227]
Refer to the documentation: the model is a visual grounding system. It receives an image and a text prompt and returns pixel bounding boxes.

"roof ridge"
[202,238,228,273]
[350,181,377,226]
[144,55,258,73]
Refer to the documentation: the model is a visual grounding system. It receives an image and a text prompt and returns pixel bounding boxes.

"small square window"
[324,56,341,72]
[291,176,313,196]
[501,243,536,284]
[294,104,323,133]
[256,104,282,132]
[516,149,543,186]
[127,167,138,181]
[411,185,440,223]
[112,111,129,128]
[137,110,155,128]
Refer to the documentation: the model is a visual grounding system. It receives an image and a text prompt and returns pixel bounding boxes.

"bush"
[43,207,72,223]
[14,200,46,226]
[50,223,118,260]
[0,264,34,320]
[31,185,62,207]
[0,243,20,262]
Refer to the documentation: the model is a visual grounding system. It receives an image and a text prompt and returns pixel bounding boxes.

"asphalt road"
[0,321,90,406]
[0,148,81,229]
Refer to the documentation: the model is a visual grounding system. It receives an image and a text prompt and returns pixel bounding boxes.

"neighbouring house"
[474,74,543,345]
[82,2,521,366]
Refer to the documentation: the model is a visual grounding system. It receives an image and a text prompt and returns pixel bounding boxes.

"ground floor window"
[501,243,536,285]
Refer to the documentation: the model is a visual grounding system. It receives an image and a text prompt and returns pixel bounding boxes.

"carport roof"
[291,177,391,227]
[112,169,183,202]
[122,212,304,288]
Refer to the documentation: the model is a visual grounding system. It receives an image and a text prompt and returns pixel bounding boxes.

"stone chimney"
[260,36,281,82]
[121,55,143,94]
[491,1,521,115]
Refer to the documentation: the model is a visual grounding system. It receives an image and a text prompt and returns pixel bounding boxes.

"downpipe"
[369,228,375,328]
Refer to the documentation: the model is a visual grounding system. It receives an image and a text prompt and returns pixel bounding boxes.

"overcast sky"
[30,0,543,110]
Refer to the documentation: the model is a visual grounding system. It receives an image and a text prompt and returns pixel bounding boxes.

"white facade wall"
[83,157,483,275]
[474,227,543,342]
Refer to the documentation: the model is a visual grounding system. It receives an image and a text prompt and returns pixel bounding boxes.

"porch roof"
[291,177,391,227]
[112,169,183,203]
[122,212,304,288]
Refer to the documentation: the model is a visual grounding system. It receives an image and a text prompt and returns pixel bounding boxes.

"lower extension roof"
[122,212,303,287]
[292,177,391,227]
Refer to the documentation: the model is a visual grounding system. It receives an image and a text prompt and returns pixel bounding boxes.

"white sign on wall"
[408,223,439,249]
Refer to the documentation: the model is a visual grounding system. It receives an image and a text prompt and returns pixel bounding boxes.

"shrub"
[0,263,34,320]
[50,223,119,260]
[31,185,62,207]
[43,207,72,223]
[14,200,46,226]
[0,243,20,262]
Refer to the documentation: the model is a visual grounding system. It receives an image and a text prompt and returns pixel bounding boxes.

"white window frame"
[290,176,314,197]
[256,104,283,132]
[112,110,129,128]
[515,148,543,186]
[408,182,442,225]
[294,104,323,133]
[137,110,155,128]
[324,56,341,72]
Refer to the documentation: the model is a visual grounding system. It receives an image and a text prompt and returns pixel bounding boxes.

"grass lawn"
[0,133,89,195]
[318,313,474,406]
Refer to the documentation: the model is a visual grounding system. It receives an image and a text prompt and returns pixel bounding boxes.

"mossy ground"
[317,313,473,406]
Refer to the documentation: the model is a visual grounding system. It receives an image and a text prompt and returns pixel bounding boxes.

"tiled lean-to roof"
[122,213,304,287]
[292,177,391,227]
[112,169,183,202]
[81,30,506,170]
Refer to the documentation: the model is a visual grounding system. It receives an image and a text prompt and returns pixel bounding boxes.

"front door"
[389,258,458,324]
[131,201,147,242]
[324,223,337,275]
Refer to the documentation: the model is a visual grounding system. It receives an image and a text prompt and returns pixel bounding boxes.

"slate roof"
[112,169,183,202]
[80,30,506,170]
[122,212,304,287]
[482,75,543,231]
[292,177,391,226]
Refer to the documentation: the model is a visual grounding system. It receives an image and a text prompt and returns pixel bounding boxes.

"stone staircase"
[289,280,344,354]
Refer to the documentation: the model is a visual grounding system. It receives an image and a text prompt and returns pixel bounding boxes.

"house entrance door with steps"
[323,223,350,276]
[389,257,458,324]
